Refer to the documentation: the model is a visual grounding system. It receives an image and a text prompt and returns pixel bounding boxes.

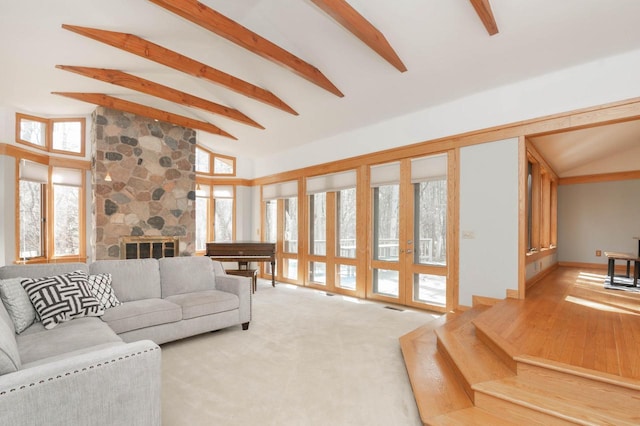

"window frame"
[194,145,236,177]
[194,180,236,254]
[525,144,558,259]
[15,157,87,264]
[15,113,86,157]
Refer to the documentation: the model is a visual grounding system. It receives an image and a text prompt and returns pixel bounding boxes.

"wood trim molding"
[525,247,557,264]
[310,0,406,72]
[61,24,297,115]
[148,0,343,97]
[525,138,559,181]
[472,295,503,307]
[195,176,253,186]
[517,136,526,299]
[526,262,558,290]
[558,170,640,185]
[468,0,499,36]
[56,66,263,129]
[250,96,640,186]
[0,143,91,169]
[53,92,236,139]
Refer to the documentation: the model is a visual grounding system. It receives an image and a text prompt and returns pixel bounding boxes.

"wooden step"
[434,306,514,401]
[474,373,640,426]
[427,407,522,425]
[399,316,473,424]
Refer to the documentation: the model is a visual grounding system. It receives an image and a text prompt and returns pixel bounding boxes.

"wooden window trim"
[195,145,237,177]
[16,113,86,157]
[15,157,87,264]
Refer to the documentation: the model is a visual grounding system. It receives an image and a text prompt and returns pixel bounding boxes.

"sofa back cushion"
[0,313,21,375]
[0,263,89,280]
[159,257,216,297]
[90,259,161,302]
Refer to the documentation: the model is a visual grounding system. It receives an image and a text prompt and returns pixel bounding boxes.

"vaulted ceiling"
[2,0,640,171]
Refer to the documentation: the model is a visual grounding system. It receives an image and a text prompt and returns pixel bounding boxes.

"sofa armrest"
[216,274,252,324]
[0,340,161,426]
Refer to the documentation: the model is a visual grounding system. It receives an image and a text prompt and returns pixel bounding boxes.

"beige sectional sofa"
[0,256,252,426]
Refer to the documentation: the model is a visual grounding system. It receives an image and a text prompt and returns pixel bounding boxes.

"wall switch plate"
[462,231,475,239]
[596,250,602,257]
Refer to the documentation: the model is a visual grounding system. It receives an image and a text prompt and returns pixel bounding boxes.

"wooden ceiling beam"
[310,0,406,72]
[61,24,297,115]
[53,92,237,139]
[469,0,499,36]
[148,0,344,97]
[56,65,264,129]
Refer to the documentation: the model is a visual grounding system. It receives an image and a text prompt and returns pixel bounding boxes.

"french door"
[369,153,452,312]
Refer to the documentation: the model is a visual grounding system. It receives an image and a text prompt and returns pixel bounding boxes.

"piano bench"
[225,269,258,293]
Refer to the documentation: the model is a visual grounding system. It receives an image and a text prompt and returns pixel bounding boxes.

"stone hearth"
[92,107,196,260]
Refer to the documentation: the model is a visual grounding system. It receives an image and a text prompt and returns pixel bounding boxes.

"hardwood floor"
[400,266,640,425]
[475,267,640,379]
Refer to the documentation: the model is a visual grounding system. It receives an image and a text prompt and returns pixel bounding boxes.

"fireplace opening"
[120,236,179,259]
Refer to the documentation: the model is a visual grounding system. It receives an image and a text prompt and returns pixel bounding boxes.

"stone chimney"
[91,107,196,260]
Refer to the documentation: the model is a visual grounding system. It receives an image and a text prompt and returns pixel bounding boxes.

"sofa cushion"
[16,317,122,365]
[87,273,121,310]
[90,259,161,302]
[100,298,182,334]
[0,277,36,334]
[0,316,20,374]
[0,262,89,280]
[21,271,104,330]
[165,290,239,320]
[159,256,217,297]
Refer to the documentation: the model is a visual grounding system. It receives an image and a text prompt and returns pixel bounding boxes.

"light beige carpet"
[161,280,440,425]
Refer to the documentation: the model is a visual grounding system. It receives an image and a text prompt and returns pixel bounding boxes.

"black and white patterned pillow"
[21,271,104,330]
[87,273,121,310]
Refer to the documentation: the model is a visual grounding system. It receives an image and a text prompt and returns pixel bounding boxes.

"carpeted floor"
[161,279,440,425]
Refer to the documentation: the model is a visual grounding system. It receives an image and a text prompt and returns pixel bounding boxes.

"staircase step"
[434,306,514,401]
[400,317,473,424]
[427,407,523,426]
[474,374,640,425]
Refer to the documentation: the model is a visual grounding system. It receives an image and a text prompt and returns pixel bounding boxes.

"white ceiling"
[2,0,640,172]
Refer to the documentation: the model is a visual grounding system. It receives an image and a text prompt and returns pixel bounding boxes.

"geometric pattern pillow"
[87,273,121,310]
[0,277,37,334]
[21,270,104,330]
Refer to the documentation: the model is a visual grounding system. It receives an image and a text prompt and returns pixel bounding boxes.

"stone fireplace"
[92,107,196,260]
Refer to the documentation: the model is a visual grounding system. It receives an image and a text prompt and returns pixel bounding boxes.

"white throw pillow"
[87,273,121,310]
[0,277,37,334]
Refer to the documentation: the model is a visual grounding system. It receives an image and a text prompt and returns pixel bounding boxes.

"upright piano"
[206,241,276,287]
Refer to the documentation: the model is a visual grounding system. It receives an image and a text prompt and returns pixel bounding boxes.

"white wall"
[253,47,640,178]
[0,156,15,266]
[459,138,519,306]
[558,180,640,264]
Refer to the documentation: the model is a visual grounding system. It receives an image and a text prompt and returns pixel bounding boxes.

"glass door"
[369,154,450,311]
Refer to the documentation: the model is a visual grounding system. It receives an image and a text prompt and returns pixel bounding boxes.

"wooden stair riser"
[435,337,476,402]
[473,391,577,426]
[473,321,517,373]
[517,361,640,407]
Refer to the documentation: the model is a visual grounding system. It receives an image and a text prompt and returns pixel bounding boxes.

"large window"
[526,147,557,255]
[194,183,235,252]
[16,113,85,156]
[194,146,236,176]
[17,160,85,262]
[262,180,299,283]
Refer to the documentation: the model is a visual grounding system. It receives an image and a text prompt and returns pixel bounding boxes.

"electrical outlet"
[596,250,602,257]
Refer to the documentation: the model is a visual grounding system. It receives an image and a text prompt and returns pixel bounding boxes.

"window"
[195,184,211,251]
[17,159,85,262]
[194,145,236,176]
[526,147,557,255]
[262,180,299,282]
[52,168,82,256]
[213,186,234,242]
[16,113,85,156]
[194,183,235,252]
